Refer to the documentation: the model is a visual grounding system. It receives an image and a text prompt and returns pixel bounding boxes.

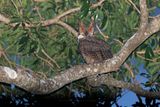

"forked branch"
[0,0,159,99]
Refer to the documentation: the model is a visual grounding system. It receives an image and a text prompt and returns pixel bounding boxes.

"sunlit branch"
[0,0,159,99]
[0,0,105,36]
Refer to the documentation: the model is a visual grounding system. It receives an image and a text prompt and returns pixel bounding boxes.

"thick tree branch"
[139,0,148,31]
[0,13,160,94]
[48,6,159,94]
[0,0,159,99]
[88,75,160,99]
[0,65,160,99]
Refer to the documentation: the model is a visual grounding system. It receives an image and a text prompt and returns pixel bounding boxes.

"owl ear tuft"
[88,17,94,36]
[79,21,86,35]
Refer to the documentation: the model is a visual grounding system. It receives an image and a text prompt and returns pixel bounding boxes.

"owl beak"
[78,34,85,39]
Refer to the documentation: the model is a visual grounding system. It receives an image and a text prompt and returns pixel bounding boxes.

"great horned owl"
[78,18,113,64]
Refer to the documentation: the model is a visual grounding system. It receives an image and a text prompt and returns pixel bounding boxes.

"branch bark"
[88,74,160,99]
[0,0,105,36]
[0,0,159,99]
[0,14,160,94]
[56,21,78,36]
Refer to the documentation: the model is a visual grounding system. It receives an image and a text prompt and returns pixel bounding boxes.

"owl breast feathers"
[79,36,113,64]
[78,18,113,64]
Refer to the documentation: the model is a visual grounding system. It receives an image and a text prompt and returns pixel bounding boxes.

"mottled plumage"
[78,18,113,64]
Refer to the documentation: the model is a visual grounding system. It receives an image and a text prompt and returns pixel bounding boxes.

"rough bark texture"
[88,74,160,99]
[0,0,159,99]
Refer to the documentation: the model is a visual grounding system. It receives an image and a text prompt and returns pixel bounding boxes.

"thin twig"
[123,63,135,78]
[96,24,109,40]
[0,0,105,26]
[127,0,141,14]
[11,0,20,15]
[137,54,159,62]
[18,0,22,6]
[0,49,15,67]
[41,49,60,69]
[56,21,78,36]
[34,53,54,68]
[113,39,124,46]
[137,49,160,55]
[35,6,43,20]
[0,0,105,36]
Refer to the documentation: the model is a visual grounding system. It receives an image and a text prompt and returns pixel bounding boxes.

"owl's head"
[78,17,95,40]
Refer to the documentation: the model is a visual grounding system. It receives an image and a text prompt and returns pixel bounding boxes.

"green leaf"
[151,38,156,47]
[101,15,108,29]
[145,47,151,59]
[144,46,155,66]
[18,43,27,52]
[80,0,90,18]
[158,1,160,8]
[10,17,22,23]
[18,36,29,45]
[145,47,150,65]
[139,43,147,50]
[149,65,160,75]
[29,42,38,53]
[32,59,40,65]
[148,46,154,57]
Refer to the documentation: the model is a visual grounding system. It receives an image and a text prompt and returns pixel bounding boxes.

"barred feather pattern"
[79,36,113,64]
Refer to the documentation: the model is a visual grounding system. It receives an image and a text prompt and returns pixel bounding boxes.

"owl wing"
[79,37,113,64]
